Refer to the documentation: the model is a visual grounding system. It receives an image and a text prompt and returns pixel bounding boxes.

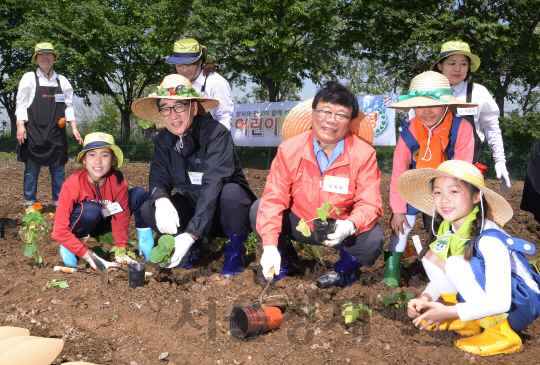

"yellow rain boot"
[455,313,522,356]
[424,293,482,336]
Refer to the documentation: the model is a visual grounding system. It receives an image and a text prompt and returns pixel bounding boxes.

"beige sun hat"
[431,41,481,72]
[131,74,219,123]
[388,71,478,110]
[281,98,374,145]
[75,132,124,169]
[397,160,513,226]
[31,42,60,63]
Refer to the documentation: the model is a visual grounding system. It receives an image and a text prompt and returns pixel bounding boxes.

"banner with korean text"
[231,94,398,147]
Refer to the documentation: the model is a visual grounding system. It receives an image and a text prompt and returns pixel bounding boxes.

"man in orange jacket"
[251,81,385,288]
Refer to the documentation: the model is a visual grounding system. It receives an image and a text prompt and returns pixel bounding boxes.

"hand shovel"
[91,254,109,286]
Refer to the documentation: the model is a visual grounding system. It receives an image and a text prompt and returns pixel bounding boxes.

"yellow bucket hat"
[431,41,481,72]
[76,133,124,169]
[165,38,207,65]
[31,42,60,63]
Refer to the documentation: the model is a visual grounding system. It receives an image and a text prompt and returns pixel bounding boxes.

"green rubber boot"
[380,251,403,288]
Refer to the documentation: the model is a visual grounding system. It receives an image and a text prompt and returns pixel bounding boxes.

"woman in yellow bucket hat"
[16,42,83,211]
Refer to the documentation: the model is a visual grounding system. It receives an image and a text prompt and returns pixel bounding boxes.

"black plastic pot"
[127,263,146,288]
[313,218,337,243]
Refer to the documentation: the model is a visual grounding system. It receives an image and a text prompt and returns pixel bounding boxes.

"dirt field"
[1,155,539,365]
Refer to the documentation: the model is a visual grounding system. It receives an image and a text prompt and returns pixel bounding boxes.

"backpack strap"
[476,228,536,255]
[399,117,420,169]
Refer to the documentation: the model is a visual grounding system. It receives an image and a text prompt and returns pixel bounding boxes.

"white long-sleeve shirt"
[408,81,506,164]
[16,69,76,122]
[192,71,233,130]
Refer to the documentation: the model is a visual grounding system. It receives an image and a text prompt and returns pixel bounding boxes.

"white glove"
[323,219,356,247]
[260,245,281,279]
[495,161,511,191]
[115,253,138,264]
[86,252,120,271]
[166,233,195,268]
[155,198,180,235]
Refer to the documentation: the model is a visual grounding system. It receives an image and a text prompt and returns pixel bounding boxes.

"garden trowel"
[90,253,109,286]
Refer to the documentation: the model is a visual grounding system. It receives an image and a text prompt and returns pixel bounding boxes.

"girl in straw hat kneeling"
[53,133,154,270]
[380,71,478,288]
[132,75,256,276]
[399,160,540,356]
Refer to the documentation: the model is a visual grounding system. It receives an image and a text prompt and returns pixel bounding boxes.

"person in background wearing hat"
[156,38,234,131]
[132,74,256,275]
[53,133,153,270]
[16,42,83,212]
[381,71,477,288]
[412,41,510,189]
[251,81,385,288]
[399,160,540,356]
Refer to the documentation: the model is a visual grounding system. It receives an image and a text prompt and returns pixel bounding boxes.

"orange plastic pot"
[261,306,283,331]
[229,305,283,339]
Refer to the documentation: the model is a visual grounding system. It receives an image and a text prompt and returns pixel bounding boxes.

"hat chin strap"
[420,107,449,162]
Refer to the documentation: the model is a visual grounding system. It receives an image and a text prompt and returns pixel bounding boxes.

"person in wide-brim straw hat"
[132,73,256,276]
[380,71,478,289]
[398,160,540,357]
[31,42,60,63]
[75,132,124,169]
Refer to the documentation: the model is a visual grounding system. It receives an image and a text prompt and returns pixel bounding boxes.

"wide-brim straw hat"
[397,160,513,226]
[431,41,481,72]
[76,132,124,169]
[281,98,374,145]
[166,38,207,65]
[131,74,219,123]
[388,71,478,110]
[32,42,60,63]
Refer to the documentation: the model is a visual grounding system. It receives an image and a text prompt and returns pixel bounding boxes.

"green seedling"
[19,210,49,264]
[294,241,324,264]
[150,235,175,267]
[42,279,69,291]
[378,292,414,309]
[93,231,115,257]
[244,232,258,254]
[530,258,540,275]
[128,239,137,248]
[342,302,372,324]
[111,246,136,261]
[296,202,340,237]
[111,314,118,322]
[301,305,315,315]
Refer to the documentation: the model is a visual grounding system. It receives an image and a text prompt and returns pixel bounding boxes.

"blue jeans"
[24,164,65,205]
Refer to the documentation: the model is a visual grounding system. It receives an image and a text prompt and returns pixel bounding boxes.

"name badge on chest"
[322,175,349,194]
[456,107,477,116]
[188,171,204,185]
[55,94,65,103]
[101,202,124,217]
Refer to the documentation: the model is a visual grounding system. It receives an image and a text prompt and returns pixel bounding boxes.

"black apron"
[17,72,68,166]
[450,82,483,164]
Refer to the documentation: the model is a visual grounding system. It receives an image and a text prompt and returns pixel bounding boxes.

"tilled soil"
[1,155,540,364]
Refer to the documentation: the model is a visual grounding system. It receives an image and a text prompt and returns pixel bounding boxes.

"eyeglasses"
[315,109,351,123]
[159,102,189,117]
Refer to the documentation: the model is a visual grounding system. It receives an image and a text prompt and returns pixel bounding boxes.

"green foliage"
[342,302,372,324]
[42,279,69,291]
[530,258,540,276]
[293,241,324,264]
[301,305,315,315]
[379,292,414,309]
[244,232,259,254]
[110,246,136,261]
[92,231,115,258]
[19,210,48,264]
[296,202,340,237]
[111,314,119,322]
[150,235,175,267]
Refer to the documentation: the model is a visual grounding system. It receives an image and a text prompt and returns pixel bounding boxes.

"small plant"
[19,208,49,264]
[42,279,69,291]
[294,241,324,264]
[93,232,114,257]
[150,235,175,267]
[301,305,315,315]
[342,302,372,324]
[378,292,414,308]
[111,246,136,261]
[296,202,340,237]
[244,232,258,254]
[111,314,119,322]
[530,258,540,275]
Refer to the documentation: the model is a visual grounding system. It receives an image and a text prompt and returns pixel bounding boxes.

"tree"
[189,0,347,102]
[21,0,191,144]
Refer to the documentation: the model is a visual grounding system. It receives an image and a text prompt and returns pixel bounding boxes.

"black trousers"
[249,199,385,267]
[141,183,252,238]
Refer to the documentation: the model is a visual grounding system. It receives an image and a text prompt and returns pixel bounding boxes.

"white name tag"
[322,175,349,194]
[456,107,477,116]
[188,171,204,185]
[101,202,124,217]
[55,94,65,103]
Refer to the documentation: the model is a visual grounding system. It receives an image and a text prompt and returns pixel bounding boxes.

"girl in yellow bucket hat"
[397,160,540,356]
[52,133,154,270]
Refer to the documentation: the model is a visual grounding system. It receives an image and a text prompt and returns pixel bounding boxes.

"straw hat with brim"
[388,71,478,110]
[281,98,374,145]
[131,74,219,123]
[31,42,60,63]
[166,38,207,65]
[397,160,513,226]
[76,132,124,169]
[431,41,481,72]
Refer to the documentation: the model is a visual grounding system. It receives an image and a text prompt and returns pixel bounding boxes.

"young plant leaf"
[342,305,360,324]
[296,219,311,237]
